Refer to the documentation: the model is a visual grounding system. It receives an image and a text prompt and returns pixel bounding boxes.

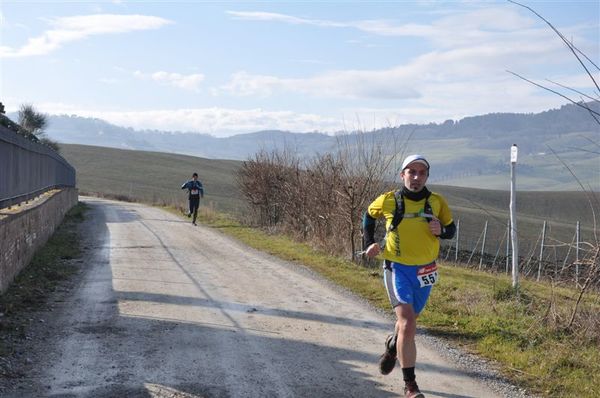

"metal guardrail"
[0,124,76,209]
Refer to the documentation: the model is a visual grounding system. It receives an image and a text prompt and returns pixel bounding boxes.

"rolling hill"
[11,101,599,191]
[61,143,598,268]
[60,144,243,214]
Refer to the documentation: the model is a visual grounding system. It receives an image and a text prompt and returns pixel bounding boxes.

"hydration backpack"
[387,190,433,233]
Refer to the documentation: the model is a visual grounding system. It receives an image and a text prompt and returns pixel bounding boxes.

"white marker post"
[510,144,519,290]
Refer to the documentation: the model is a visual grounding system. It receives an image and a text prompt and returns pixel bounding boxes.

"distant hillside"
[33,114,335,160]
[60,144,243,214]
[61,144,598,261]
[8,102,600,191]
[61,142,597,222]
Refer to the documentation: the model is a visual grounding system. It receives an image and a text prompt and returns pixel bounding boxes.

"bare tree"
[331,130,405,260]
[237,149,287,227]
[236,126,413,261]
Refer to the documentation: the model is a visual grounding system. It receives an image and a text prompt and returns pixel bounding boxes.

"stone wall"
[0,188,78,293]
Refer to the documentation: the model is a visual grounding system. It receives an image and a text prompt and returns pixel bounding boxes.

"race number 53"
[417,263,438,288]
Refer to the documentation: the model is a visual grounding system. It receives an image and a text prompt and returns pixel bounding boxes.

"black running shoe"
[378,333,397,375]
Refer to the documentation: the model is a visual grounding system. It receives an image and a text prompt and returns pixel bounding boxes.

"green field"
[61,144,244,214]
[61,143,597,223]
[432,185,597,271]
[420,131,600,191]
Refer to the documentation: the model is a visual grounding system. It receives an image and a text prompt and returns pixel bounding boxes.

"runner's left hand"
[429,218,442,236]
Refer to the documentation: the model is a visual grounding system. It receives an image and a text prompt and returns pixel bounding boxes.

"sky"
[1,0,598,137]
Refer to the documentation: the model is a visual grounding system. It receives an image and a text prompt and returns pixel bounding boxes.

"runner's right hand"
[365,243,381,258]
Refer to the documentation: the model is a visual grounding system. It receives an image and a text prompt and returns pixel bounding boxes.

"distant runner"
[181,172,204,226]
[362,154,456,398]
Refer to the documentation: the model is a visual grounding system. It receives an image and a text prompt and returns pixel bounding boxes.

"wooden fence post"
[454,219,460,263]
[576,221,580,287]
[537,220,546,281]
[479,220,488,270]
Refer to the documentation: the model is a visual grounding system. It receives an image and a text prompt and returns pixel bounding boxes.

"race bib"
[417,263,438,288]
[191,189,199,195]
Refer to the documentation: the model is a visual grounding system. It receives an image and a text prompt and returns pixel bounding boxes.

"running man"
[181,172,204,225]
[362,154,456,398]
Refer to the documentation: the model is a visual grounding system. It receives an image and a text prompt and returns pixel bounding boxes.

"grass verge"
[191,206,599,398]
[0,203,87,365]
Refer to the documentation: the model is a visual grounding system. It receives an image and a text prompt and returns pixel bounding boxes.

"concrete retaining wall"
[0,188,78,293]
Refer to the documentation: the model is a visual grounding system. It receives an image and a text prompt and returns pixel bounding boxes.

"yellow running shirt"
[367,190,453,265]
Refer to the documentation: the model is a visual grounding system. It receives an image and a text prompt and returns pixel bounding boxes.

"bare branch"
[566,247,599,329]
[573,40,600,72]
[546,78,600,102]
[507,70,600,119]
[565,147,600,155]
[575,97,600,125]
[508,0,600,95]
[546,145,599,242]
[579,135,600,149]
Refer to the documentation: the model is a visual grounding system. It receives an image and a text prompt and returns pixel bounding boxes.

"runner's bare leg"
[394,303,417,367]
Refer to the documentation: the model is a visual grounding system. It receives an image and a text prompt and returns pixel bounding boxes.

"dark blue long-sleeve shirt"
[181,180,204,198]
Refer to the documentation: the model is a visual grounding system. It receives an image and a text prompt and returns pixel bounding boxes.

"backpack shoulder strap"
[391,190,434,229]
[388,190,405,232]
[423,191,433,223]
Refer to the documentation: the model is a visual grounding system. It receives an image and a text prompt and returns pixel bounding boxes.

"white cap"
[401,154,430,171]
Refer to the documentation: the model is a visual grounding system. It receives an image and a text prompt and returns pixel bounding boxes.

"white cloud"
[16,86,572,138]
[221,5,588,103]
[82,108,344,136]
[227,7,536,42]
[220,71,285,97]
[134,70,205,91]
[32,102,344,136]
[221,69,420,100]
[226,11,346,28]
[0,14,172,57]
[218,35,565,101]
[226,6,591,62]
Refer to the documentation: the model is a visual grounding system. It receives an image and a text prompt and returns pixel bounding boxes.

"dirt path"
[4,197,507,397]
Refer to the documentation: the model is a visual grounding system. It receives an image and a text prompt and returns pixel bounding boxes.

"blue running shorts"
[383,261,438,314]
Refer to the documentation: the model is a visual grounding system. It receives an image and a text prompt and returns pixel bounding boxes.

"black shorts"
[189,196,200,209]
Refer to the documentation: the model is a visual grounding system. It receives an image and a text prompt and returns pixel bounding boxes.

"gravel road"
[2,197,527,397]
